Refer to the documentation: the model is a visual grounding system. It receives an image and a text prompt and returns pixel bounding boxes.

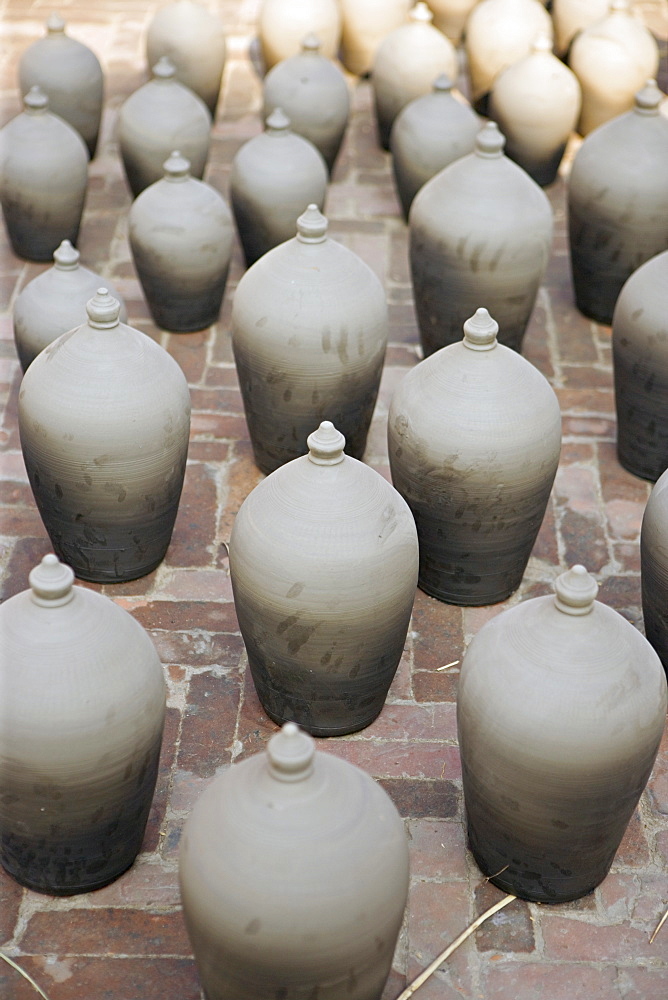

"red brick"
[0,535,51,600]
[531,496,559,566]
[9,957,202,1000]
[164,332,209,384]
[142,706,180,852]
[598,440,652,505]
[562,364,613,390]
[130,600,239,633]
[474,883,535,953]
[0,504,45,536]
[411,590,464,675]
[219,440,264,537]
[559,508,609,573]
[0,866,22,945]
[323,739,462,781]
[612,809,650,868]
[77,860,180,909]
[177,671,242,777]
[407,881,476,1000]
[522,296,553,380]
[366,702,457,742]
[481,961,619,999]
[20,908,191,956]
[407,819,468,881]
[562,416,616,439]
[378,779,458,819]
[166,463,217,567]
[541,913,660,962]
[615,968,668,999]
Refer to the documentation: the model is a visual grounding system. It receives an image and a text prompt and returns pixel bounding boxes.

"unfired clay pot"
[262,34,350,173]
[0,554,166,895]
[642,472,668,673]
[409,122,553,356]
[569,0,659,136]
[465,0,553,111]
[489,34,581,186]
[388,308,562,605]
[18,12,103,158]
[567,81,668,325]
[229,422,419,735]
[258,0,341,69]
[0,86,88,262]
[18,290,191,583]
[146,0,226,117]
[339,0,411,76]
[229,109,328,267]
[372,2,458,150]
[179,722,410,1000]
[552,0,609,56]
[428,0,480,43]
[13,240,127,372]
[118,56,211,197]
[129,151,234,332]
[232,205,388,474]
[458,564,667,902]
[390,74,480,219]
[613,250,668,481]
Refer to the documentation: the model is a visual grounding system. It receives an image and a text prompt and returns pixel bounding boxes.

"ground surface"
[2,1,668,998]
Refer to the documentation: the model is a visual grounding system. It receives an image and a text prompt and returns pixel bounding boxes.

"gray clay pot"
[229,421,419,735]
[613,250,668,481]
[388,308,561,606]
[642,470,668,674]
[409,121,553,356]
[567,80,668,325]
[458,564,667,902]
[0,554,166,895]
[18,290,191,583]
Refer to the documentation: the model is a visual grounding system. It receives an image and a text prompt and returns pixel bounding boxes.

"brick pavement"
[1,2,668,998]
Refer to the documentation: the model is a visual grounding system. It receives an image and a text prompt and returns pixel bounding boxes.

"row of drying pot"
[2,546,666,999]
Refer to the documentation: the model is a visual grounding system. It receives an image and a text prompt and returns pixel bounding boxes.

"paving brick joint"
[1,2,668,998]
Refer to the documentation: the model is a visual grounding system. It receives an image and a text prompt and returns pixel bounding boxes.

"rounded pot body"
[232,207,388,473]
[258,0,341,69]
[372,3,458,149]
[642,472,668,673]
[0,555,166,895]
[179,724,410,1000]
[458,565,667,901]
[129,152,234,332]
[465,0,553,110]
[567,82,668,325]
[428,0,480,43]
[388,309,562,605]
[390,75,480,219]
[146,0,227,117]
[230,110,328,267]
[18,13,103,158]
[118,58,211,197]
[409,122,553,356]
[569,2,659,136]
[13,240,127,372]
[0,88,88,262]
[489,36,581,186]
[613,250,668,481]
[339,0,411,75]
[262,36,350,173]
[229,422,419,735]
[18,291,191,583]
[552,0,609,56]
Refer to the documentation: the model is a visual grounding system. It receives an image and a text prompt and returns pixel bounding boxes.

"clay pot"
[18,290,191,583]
[229,421,419,735]
[262,34,350,173]
[258,0,341,70]
[569,0,659,136]
[232,205,388,474]
[339,0,411,76]
[458,564,667,902]
[229,109,328,267]
[428,0,480,43]
[642,471,668,673]
[0,86,88,262]
[613,251,668,481]
[567,81,668,325]
[180,722,409,1000]
[551,0,609,57]
[390,74,480,219]
[409,121,553,356]
[372,2,458,150]
[146,0,226,117]
[118,56,211,197]
[388,308,561,606]
[18,12,104,158]
[489,35,581,186]
[465,0,553,112]
[13,240,127,372]
[0,554,166,895]
[129,151,234,332]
